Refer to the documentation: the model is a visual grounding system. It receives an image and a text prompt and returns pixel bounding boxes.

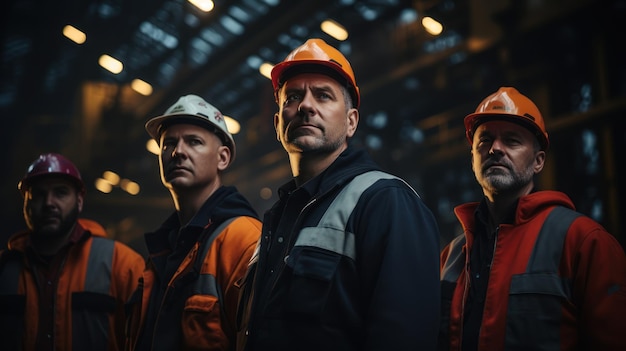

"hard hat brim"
[464,112,549,151]
[271,59,360,107]
[145,113,237,164]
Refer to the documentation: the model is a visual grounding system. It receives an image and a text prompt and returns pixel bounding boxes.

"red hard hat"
[271,38,360,108]
[464,87,549,150]
[18,153,85,195]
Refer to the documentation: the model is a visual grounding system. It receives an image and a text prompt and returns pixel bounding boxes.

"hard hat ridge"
[18,153,85,195]
[145,94,236,165]
[271,38,360,108]
[464,87,550,150]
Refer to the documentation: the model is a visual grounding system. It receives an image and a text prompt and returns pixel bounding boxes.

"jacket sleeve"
[215,216,263,345]
[566,218,626,350]
[357,180,441,351]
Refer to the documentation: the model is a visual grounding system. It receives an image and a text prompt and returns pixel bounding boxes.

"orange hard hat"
[464,87,549,150]
[271,38,360,108]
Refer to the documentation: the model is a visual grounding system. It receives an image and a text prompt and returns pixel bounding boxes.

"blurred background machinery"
[2,0,624,255]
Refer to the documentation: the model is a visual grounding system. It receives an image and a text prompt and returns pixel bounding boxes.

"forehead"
[29,175,76,190]
[282,73,342,90]
[161,122,214,137]
[474,120,535,138]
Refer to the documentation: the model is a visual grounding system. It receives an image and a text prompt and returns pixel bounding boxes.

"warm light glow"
[62,25,86,44]
[321,19,348,41]
[102,171,120,185]
[95,178,113,193]
[422,16,443,36]
[259,62,273,79]
[131,79,153,96]
[98,54,124,74]
[120,179,140,195]
[146,139,161,155]
[260,187,273,200]
[224,116,240,134]
[189,0,214,12]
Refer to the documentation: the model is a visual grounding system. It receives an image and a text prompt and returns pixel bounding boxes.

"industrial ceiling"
[2,0,625,252]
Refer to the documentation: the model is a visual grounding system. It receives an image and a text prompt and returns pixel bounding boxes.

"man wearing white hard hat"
[125,95,262,351]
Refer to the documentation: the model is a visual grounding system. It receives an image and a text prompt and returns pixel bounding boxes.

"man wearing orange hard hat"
[439,87,626,350]
[237,38,441,351]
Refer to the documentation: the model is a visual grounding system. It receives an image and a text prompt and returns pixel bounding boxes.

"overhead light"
[189,0,214,12]
[259,62,273,79]
[422,16,443,36]
[102,171,121,186]
[120,179,140,195]
[98,54,123,74]
[321,19,348,41]
[62,25,86,44]
[224,116,240,134]
[146,139,160,155]
[131,79,153,96]
[95,178,113,193]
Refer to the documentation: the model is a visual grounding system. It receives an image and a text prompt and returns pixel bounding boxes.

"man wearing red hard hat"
[0,153,144,351]
[237,38,441,351]
[439,87,626,350]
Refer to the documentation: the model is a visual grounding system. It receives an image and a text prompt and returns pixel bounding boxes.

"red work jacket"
[440,191,626,350]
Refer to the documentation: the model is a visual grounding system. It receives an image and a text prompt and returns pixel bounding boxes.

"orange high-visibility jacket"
[125,186,261,351]
[0,220,145,351]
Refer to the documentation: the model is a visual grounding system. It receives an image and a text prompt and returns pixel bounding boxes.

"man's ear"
[274,112,280,141]
[533,150,546,174]
[346,108,359,138]
[217,145,231,171]
[77,193,84,213]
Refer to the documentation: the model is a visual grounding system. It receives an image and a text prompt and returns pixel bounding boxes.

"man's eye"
[317,92,331,99]
[286,94,300,102]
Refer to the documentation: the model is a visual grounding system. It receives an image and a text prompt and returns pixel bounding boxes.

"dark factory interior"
[2,0,625,255]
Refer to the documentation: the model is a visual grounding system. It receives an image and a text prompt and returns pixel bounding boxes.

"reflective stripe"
[526,206,581,274]
[73,236,115,351]
[194,217,237,295]
[441,235,466,282]
[85,237,114,294]
[294,171,410,260]
[505,206,581,350]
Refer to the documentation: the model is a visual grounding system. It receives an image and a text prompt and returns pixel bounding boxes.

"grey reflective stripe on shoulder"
[441,235,466,282]
[0,254,22,294]
[194,217,237,296]
[85,237,115,294]
[526,206,581,273]
[295,171,408,260]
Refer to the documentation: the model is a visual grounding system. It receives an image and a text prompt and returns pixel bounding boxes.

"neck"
[31,224,76,257]
[483,183,533,226]
[169,180,221,226]
[289,146,346,187]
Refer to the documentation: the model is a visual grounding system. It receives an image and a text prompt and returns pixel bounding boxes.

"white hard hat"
[145,94,236,164]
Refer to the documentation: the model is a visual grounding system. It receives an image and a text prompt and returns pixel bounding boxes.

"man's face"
[471,120,545,197]
[274,73,358,156]
[23,176,83,239]
[159,123,229,191]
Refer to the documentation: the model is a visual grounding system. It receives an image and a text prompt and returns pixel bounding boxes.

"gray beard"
[479,167,535,195]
